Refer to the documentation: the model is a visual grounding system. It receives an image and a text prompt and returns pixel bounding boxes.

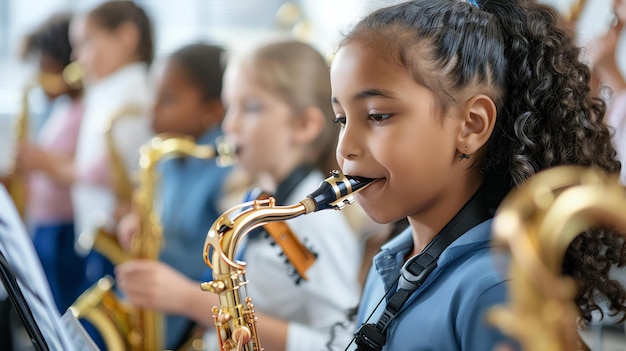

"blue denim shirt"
[156,127,231,348]
[354,219,513,351]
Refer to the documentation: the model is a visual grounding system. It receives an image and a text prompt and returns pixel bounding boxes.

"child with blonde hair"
[117,39,362,351]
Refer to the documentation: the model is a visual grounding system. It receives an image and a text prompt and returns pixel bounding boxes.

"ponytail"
[479,0,619,185]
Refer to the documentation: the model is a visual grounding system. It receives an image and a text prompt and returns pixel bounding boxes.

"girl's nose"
[336,120,363,161]
[221,108,238,135]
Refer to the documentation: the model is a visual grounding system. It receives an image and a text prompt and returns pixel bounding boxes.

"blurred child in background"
[116,39,362,351]
[70,0,155,288]
[115,43,235,349]
[17,12,85,312]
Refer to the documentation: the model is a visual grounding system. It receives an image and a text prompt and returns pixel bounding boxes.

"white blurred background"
[0,0,619,173]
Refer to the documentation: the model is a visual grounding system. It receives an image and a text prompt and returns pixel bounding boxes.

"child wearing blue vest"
[330,1,626,350]
[115,43,233,349]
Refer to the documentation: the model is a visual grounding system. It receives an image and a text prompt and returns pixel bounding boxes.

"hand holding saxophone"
[115,260,203,315]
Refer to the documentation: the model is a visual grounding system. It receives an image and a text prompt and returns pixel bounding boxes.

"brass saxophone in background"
[489,166,626,351]
[5,82,34,218]
[201,170,375,351]
[71,134,236,351]
[5,62,83,218]
[565,0,588,23]
[81,104,149,266]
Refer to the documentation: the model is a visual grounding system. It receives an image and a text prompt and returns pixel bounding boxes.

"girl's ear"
[291,107,325,145]
[456,94,497,156]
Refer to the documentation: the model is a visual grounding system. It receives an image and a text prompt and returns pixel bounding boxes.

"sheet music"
[60,310,100,351]
[0,115,16,176]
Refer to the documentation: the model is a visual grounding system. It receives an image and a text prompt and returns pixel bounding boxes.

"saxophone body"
[202,170,375,351]
[565,0,588,23]
[71,134,235,351]
[82,105,145,266]
[489,166,626,351]
[5,82,34,218]
[6,63,83,218]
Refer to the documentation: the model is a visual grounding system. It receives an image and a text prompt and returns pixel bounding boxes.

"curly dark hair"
[342,0,625,324]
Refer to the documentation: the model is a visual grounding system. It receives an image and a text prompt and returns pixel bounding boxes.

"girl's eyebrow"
[355,88,396,100]
[332,88,397,105]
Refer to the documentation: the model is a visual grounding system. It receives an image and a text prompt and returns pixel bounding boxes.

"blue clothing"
[355,219,512,351]
[157,127,231,348]
[32,223,85,312]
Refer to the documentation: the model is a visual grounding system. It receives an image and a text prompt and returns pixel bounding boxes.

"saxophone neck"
[204,170,376,273]
[140,133,236,168]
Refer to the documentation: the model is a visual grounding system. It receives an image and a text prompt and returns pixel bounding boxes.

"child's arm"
[115,260,219,327]
[16,142,76,185]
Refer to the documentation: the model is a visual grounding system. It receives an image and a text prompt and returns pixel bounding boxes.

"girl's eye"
[333,116,346,125]
[244,100,262,113]
[368,113,393,123]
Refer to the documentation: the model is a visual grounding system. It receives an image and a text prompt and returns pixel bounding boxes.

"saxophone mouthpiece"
[307,170,377,212]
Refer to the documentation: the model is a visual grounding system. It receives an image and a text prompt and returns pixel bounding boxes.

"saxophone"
[565,0,588,23]
[6,63,83,218]
[83,105,146,265]
[71,134,236,351]
[201,170,376,351]
[489,166,626,351]
[5,82,33,218]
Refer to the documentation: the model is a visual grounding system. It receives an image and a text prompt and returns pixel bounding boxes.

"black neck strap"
[274,164,313,205]
[355,187,493,351]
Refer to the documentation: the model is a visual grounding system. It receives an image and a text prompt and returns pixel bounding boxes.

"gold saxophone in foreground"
[202,170,375,351]
[489,166,626,351]
[71,134,235,351]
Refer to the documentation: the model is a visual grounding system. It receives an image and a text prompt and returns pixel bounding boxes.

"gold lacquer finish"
[6,82,35,218]
[489,166,626,351]
[72,133,235,351]
[6,62,83,218]
[565,0,588,23]
[202,170,375,351]
[84,104,146,274]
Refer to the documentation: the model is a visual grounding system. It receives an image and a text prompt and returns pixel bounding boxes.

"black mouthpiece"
[307,170,376,211]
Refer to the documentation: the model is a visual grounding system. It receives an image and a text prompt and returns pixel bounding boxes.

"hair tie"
[467,0,480,8]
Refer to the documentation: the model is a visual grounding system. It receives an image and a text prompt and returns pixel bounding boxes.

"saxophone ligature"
[489,166,626,351]
[202,170,376,351]
[71,133,236,351]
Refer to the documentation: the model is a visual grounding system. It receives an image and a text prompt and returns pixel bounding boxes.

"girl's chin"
[355,187,398,224]
[355,203,397,225]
